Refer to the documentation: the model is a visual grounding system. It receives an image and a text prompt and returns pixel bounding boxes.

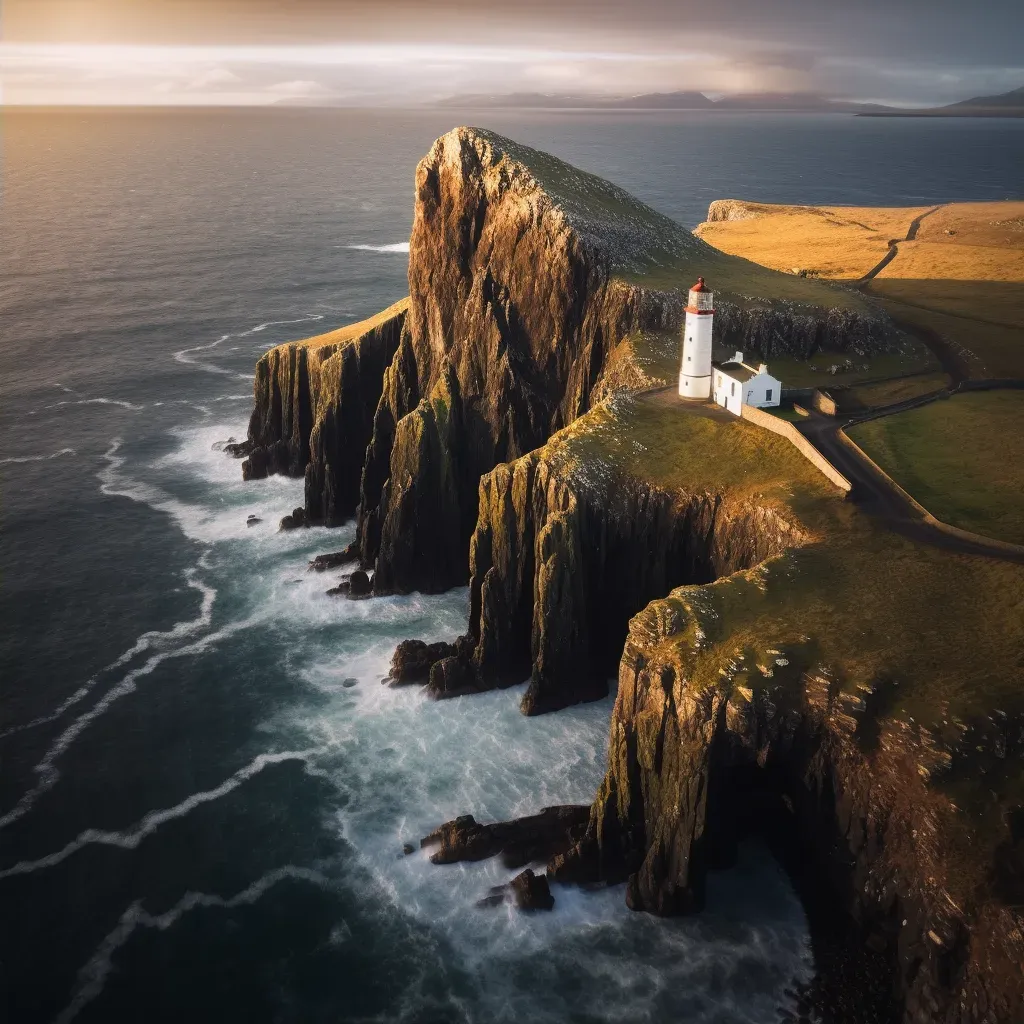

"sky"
[2,0,1023,108]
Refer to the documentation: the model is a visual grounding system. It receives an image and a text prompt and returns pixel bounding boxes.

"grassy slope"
[547,389,1024,721]
[833,371,951,411]
[546,388,1024,900]
[475,130,873,314]
[851,390,1024,545]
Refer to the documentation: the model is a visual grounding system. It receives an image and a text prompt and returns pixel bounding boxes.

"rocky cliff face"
[465,444,804,714]
[241,301,407,524]
[241,127,892,590]
[548,580,1024,1023]
[355,129,682,593]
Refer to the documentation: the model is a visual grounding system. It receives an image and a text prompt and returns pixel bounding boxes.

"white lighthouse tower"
[678,276,714,400]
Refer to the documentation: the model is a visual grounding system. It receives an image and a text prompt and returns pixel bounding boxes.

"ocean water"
[2,108,1022,1024]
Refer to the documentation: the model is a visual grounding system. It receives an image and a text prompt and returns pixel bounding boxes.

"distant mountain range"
[858,85,1024,117]
[436,85,1024,117]
[435,90,885,112]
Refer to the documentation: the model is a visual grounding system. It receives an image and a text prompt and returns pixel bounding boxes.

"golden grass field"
[695,199,1024,378]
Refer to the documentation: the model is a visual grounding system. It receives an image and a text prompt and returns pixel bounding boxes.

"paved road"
[797,408,1024,564]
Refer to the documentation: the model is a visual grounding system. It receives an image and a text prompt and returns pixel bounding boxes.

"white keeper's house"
[678,276,782,417]
[712,352,782,416]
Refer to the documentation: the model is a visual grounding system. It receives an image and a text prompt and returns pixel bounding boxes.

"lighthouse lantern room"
[678,276,714,400]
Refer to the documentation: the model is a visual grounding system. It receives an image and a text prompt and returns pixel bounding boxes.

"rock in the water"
[426,655,476,698]
[342,678,358,688]
[308,542,359,572]
[224,439,252,459]
[246,515,262,527]
[348,570,372,597]
[402,842,415,856]
[510,869,554,911]
[389,639,454,685]
[280,507,308,531]
[241,448,268,481]
[326,570,372,600]
[420,806,589,867]
[476,869,555,911]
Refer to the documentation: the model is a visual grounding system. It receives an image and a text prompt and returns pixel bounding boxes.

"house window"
[766,388,773,402]
[717,375,722,386]
[687,355,691,361]
[731,381,736,397]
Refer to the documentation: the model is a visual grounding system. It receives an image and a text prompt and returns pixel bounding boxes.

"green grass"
[850,390,1024,545]
[833,372,950,412]
[526,379,1024,901]
[769,348,939,390]
[767,404,809,422]
[546,390,836,508]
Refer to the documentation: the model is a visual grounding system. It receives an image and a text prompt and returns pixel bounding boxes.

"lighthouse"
[678,276,714,400]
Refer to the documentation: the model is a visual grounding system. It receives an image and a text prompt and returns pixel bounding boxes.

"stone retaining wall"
[740,405,852,493]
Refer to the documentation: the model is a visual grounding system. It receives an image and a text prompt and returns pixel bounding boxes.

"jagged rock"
[246,515,261,527]
[308,542,359,572]
[347,570,372,597]
[466,448,804,715]
[509,869,555,911]
[279,506,307,531]
[241,448,268,481]
[240,300,408,507]
[328,570,373,599]
[478,869,556,911]
[402,842,415,856]
[224,439,251,459]
[548,586,1024,1019]
[389,639,454,685]
[426,655,477,698]
[420,806,589,868]
[241,128,892,597]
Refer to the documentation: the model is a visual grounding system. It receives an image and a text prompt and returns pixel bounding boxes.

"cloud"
[264,79,329,97]
[0,37,1020,108]
[186,66,241,89]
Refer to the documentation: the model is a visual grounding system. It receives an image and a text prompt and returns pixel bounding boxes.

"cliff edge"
[243,127,892,595]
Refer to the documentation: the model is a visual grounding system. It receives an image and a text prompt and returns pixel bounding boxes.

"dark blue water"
[2,108,1022,1024]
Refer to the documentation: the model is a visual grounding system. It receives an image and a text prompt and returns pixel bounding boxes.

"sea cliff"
[237,129,1024,1021]
[241,127,890,592]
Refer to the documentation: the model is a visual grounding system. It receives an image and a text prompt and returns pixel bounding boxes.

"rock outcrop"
[241,299,408,526]
[421,805,589,869]
[242,128,890,595]
[547,580,1024,1022]
[354,129,684,593]
[464,444,804,714]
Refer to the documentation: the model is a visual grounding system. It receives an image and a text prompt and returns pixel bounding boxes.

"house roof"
[713,360,759,383]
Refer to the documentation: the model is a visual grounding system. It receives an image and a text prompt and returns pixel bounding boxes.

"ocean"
[2,108,1022,1024]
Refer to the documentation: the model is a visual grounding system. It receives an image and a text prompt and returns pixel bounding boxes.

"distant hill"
[859,84,1024,117]
[712,92,889,113]
[435,91,713,109]
[435,91,884,112]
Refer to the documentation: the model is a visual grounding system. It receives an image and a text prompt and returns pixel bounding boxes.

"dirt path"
[855,205,944,284]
